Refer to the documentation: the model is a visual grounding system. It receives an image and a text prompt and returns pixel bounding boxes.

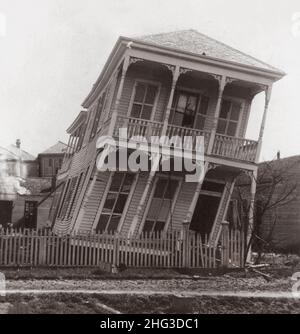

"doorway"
[190,194,221,236]
[24,201,38,229]
[0,200,13,227]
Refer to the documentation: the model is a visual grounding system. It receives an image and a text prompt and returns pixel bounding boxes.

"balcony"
[211,134,258,163]
[103,115,258,164]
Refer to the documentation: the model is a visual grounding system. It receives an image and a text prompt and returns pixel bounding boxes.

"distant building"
[0,140,67,229]
[37,141,67,177]
[257,156,300,252]
[0,139,38,178]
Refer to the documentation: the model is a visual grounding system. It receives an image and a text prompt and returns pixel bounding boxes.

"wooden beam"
[161,66,180,135]
[247,169,257,262]
[128,153,161,236]
[207,76,226,153]
[184,161,209,224]
[255,85,273,163]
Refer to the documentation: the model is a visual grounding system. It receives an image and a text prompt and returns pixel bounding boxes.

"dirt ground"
[1,254,300,314]
[2,293,300,314]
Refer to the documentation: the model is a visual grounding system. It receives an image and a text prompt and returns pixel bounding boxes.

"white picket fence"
[0,226,245,270]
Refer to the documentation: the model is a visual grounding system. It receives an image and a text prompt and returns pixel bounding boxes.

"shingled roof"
[136,29,283,74]
[0,145,36,161]
[39,141,68,155]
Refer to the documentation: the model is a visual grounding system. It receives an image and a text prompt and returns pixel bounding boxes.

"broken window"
[96,173,135,233]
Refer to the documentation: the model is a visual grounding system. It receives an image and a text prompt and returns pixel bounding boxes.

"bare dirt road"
[1,276,299,314]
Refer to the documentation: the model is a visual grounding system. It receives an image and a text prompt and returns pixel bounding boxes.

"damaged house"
[51,30,284,254]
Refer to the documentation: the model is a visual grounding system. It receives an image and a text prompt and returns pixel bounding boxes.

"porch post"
[182,220,190,268]
[128,153,161,236]
[161,66,180,135]
[109,55,130,136]
[255,85,273,163]
[207,76,226,154]
[221,221,230,267]
[183,161,210,225]
[247,169,258,263]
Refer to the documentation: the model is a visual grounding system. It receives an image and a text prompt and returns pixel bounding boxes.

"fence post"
[221,221,230,268]
[182,221,190,268]
[38,231,47,266]
[112,232,120,274]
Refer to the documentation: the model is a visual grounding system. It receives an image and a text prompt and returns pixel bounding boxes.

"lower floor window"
[143,177,179,233]
[96,173,134,233]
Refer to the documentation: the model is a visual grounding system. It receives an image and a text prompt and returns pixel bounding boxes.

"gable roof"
[0,145,36,161]
[135,29,284,74]
[39,141,68,155]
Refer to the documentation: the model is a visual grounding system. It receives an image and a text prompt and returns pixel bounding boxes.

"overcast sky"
[0,0,299,161]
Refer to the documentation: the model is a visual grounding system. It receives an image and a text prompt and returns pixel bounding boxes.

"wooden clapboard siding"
[76,171,110,233]
[67,172,85,221]
[171,180,197,230]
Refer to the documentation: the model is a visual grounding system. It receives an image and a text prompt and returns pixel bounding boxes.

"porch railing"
[166,124,211,153]
[113,115,164,141]
[99,115,258,163]
[211,134,258,162]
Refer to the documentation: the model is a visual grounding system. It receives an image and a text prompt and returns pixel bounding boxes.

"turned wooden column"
[207,76,226,154]
[128,153,161,236]
[255,85,272,163]
[109,55,130,136]
[184,161,210,224]
[161,66,180,135]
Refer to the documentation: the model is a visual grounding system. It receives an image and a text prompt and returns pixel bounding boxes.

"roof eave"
[82,37,128,108]
[81,35,285,109]
[67,110,88,134]
[123,37,286,80]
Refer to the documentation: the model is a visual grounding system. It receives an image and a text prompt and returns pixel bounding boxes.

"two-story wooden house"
[51,30,284,251]
[37,141,67,178]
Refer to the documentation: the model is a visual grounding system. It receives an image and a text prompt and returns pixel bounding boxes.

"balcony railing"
[166,124,211,153]
[211,134,258,163]
[113,115,163,140]
[103,115,258,164]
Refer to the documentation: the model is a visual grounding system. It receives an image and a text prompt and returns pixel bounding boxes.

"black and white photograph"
[0,0,300,318]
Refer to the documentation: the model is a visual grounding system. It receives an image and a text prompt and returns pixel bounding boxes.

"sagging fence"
[0,225,245,270]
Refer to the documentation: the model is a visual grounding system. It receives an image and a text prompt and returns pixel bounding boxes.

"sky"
[0,0,299,161]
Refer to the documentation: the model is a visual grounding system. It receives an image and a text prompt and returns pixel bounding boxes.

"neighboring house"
[256,156,300,252]
[0,139,38,178]
[37,141,67,177]
[52,29,284,251]
[0,140,65,229]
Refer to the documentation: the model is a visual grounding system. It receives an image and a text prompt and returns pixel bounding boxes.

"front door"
[24,201,37,229]
[0,200,13,227]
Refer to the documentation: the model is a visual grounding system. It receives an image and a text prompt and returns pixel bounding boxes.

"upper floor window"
[217,99,242,137]
[143,177,179,233]
[130,82,159,120]
[96,173,135,233]
[170,91,209,129]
